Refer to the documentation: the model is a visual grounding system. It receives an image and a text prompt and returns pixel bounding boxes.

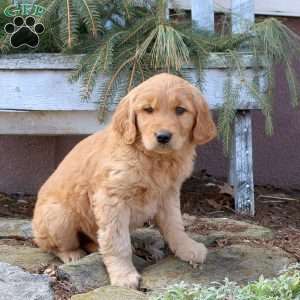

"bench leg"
[229,110,255,216]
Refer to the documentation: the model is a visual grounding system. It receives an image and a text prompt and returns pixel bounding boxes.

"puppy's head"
[112,73,217,153]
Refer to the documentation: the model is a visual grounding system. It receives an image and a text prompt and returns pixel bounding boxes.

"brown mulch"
[0,192,35,219]
[181,171,300,261]
[264,228,300,260]
[51,280,75,300]
[186,218,249,233]
[36,265,75,300]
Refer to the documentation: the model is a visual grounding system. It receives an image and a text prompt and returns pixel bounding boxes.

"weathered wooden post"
[191,0,214,31]
[230,0,255,215]
[190,0,256,216]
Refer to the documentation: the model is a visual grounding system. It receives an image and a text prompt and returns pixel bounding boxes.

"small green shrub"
[152,264,300,300]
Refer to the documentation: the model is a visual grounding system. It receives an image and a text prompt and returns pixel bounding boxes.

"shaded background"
[1,18,300,194]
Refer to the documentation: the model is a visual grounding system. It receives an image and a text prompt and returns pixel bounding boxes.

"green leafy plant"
[217,18,300,151]
[0,0,12,53]
[152,263,300,300]
[69,2,300,151]
[37,0,103,49]
[69,0,251,122]
[70,0,211,118]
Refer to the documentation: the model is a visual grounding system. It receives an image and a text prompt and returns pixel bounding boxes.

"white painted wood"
[253,0,300,17]
[228,151,235,186]
[231,0,254,33]
[168,0,188,10]
[191,0,214,31]
[0,53,259,70]
[231,111,255,215]
[168,0,300,17]
[229,0,255,215]
[0,69,99,111]
[0,54,83,70]
[0,111,113,135]
[0,54,262,111]
[0,68,259,110]
[165,0,170,20]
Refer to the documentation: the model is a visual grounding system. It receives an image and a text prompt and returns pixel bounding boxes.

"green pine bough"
[152,264,300,300]
[1,0,300,151]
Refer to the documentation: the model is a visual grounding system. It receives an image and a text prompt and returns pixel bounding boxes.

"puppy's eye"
[175,106,186,116]
[144,107,154,113]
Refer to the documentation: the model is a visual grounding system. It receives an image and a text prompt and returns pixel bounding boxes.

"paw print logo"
[4,16,44,48]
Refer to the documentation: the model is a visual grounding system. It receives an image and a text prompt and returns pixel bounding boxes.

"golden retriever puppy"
[32,73,217,289]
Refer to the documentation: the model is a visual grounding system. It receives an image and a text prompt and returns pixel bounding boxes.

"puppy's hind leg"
[33,201,86,263]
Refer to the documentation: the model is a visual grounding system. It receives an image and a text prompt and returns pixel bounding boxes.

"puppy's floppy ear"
[112,94,137,144]
[192,89,217,145]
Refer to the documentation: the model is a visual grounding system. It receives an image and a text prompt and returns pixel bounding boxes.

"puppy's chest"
[128,189,162,230]
[126,157,192,229]
[128,174,177,230]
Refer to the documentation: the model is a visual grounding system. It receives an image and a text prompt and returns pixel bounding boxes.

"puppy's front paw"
[110,270,141,289]
[175,239,207,264]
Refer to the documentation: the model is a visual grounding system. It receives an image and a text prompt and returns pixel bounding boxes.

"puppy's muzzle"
[155,130,172,144]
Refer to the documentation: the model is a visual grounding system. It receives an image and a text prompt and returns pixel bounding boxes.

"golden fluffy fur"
[32,73,217,288]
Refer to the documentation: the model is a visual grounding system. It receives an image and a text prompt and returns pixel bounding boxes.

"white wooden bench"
[0,0,262,215]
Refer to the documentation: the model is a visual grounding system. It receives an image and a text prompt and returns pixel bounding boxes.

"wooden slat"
[0,53,259,70]
[230,0,255,216]
[191,0,214,31]
[0,111,113,135]
[231,0,255,33]
[168,0,300,17]
[253,0,300,17]
[0,69,260,110]
[0,54,82,70]
[0,69,99,111]
[0,54,262,111]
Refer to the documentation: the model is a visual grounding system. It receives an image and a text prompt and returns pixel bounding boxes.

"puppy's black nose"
[156,131,172,144]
